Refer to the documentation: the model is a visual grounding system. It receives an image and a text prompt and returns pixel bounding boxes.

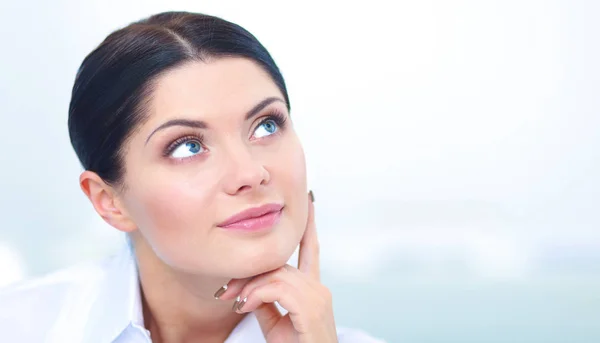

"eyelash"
[162,110,289,157]
[254,109,288,138]
[163,133,205,157]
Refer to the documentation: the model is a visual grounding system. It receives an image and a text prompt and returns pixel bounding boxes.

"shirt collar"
[82,243,141,343]
[82,243,266,343]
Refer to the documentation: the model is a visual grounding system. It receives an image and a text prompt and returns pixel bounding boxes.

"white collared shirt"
[0,245,384,343]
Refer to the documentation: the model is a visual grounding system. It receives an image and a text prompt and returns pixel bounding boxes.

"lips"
[217,203,284,230]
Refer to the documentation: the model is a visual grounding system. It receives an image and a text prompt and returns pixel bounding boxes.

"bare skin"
[80,58,337,342]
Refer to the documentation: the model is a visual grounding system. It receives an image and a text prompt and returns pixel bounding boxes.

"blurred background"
[0,0,599,342]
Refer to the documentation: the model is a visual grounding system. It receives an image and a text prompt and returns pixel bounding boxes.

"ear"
[79,171,137,233]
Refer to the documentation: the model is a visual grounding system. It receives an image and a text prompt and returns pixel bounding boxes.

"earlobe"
[79,171,137,233]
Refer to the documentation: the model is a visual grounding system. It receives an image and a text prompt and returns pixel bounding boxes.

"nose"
[221,145,271,196]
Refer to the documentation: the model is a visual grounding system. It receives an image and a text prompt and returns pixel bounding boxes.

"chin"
[222,220,303,278]
[228,245,297,278]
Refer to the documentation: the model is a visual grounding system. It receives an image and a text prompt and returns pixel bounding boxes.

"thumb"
[254,303,282,337]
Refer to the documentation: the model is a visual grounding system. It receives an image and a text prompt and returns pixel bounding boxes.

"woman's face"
[118,58,307,279]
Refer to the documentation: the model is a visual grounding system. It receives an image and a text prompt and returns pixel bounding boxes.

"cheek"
[124,174,217,258]
[273,135,307,190]
[270,136,308,232]
[120,132,310,276]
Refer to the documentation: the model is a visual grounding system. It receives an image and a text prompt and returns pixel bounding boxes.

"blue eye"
[170,140,204,158]
[254,119,279,138]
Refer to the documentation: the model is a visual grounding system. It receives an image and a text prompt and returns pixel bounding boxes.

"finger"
[234,265,302,304]
[213,277,253,300]
[235,282,302,318]
[298,190,320,280]
[253,303,282,337]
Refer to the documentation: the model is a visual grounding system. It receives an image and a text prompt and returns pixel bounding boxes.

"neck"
[133,241,244,343]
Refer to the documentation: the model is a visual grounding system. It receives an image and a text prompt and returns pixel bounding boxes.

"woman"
[0,11,383,343]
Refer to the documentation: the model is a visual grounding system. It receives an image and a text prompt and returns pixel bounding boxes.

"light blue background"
[0,1,599,342]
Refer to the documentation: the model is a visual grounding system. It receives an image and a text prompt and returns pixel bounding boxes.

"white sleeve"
[337,327,388,343]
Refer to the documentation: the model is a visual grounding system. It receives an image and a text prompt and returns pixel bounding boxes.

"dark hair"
[68,11,290,186]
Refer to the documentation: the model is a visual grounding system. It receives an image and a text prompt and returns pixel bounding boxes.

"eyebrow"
[145,96,286,145]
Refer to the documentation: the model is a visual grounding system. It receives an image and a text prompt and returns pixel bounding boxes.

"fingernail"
[236,297,247,312]
[309,190,315,203]
[232,296,241,311]
[214,284,228,299]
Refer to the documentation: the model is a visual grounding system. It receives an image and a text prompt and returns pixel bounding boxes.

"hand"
[214,191,338,343]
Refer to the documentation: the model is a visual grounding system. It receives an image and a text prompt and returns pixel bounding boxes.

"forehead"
[147,57,283,124]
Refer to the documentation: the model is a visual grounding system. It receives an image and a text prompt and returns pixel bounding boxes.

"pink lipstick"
[217,203,283,231]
